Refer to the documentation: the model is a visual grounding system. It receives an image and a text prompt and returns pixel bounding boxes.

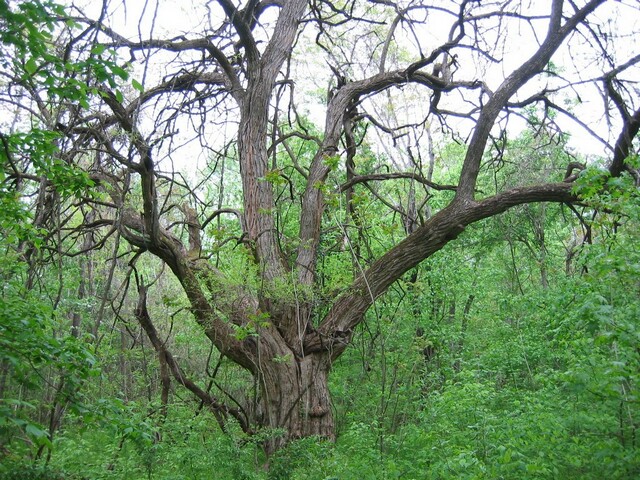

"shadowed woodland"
[1,0,640,478]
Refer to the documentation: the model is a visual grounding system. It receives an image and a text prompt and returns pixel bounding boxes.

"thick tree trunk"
[259,353,334,454]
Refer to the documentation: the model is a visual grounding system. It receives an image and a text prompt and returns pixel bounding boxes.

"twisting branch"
[217,0,260,64]
[308,181,577,356]
[117,209,256,370]
[339,173,457,193]
[608,105,640,179]
[456,0,606,200]
[72,17,244,96]
[134,279,250,433]
[603,61,640,178]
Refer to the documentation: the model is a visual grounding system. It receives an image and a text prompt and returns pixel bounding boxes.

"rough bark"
[258,353,334,453]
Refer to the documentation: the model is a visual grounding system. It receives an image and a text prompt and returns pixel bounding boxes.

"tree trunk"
[259,353,334,454]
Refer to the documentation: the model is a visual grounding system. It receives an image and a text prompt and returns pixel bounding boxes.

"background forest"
[1,0,639,479]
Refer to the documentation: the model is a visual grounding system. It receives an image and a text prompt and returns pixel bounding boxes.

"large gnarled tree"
[3,0,639,453]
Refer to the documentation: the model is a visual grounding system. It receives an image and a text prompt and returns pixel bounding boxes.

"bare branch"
[339,172,457,193]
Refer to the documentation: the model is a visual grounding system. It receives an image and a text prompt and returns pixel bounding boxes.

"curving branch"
[135,282,250,433]
[339,172,457,193]
[307,181,577,356]
[295,67,485,286]
[608,105,640,178]
[71,16,244,97]
[217,0,260,64]
[118,209,256,370]
[456,0,607,200]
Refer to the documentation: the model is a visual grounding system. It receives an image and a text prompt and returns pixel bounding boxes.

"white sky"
[68,0,639,167]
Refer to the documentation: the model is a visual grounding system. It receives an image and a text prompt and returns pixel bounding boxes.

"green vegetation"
[1,0,639,478]
[3,173,638,479]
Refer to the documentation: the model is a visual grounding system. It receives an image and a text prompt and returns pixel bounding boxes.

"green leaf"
[25,57,38,75]
[131,78,144,93]
[94,64,108,82]
[90,44,106,56]
[110,64,129,80]
[25,423,49,442]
